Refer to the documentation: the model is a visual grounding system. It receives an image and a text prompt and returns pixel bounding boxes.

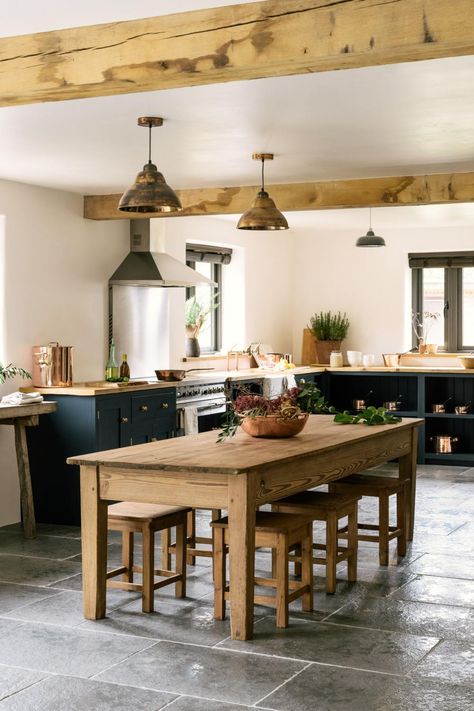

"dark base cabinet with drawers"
[27,388,176,526]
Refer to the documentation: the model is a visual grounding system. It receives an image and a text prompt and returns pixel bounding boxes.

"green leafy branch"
[330,406,401,426]
[308,311,350,341]
[296,381,329,414]
[0,363,31,385]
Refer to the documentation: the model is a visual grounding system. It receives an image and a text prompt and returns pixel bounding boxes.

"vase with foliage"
[185,295,218,357]
[308,311,350,364]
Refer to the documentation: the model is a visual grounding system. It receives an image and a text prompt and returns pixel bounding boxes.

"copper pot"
[432,397,452,414]
[32,342,73,387]
[430,435,459,453]
[384,401,401,411]
[455,403,471,415]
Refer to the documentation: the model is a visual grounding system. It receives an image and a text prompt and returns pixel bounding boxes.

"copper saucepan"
[155,368,215,382]
[429,435,459,454]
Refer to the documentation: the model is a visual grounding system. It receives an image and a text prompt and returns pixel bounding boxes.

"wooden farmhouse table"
[0,401,57,538]
[68,415,422,641]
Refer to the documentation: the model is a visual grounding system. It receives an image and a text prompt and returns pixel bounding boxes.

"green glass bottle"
[105,338,119,381]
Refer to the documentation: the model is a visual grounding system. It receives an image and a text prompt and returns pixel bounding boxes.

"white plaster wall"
[0,178,128,526]
[290,205,474,363]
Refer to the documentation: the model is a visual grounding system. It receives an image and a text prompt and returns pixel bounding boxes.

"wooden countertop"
[23,366,324,396]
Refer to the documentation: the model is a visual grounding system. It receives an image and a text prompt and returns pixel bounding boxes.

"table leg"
[13,420,36,539]
[399,426,418,541]
[227,474,256,641]
[80,464,107,619]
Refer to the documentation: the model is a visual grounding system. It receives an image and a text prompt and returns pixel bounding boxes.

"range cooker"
[176,381,227,434]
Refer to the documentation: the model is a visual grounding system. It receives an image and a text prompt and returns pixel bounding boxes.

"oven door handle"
[196,402,226,413]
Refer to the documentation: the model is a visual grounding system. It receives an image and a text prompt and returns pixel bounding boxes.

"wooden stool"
[328,474,408,566]
[163,508,222,567]
[107,502,191,613]
[272,492,360,593]
[211,512,313,628]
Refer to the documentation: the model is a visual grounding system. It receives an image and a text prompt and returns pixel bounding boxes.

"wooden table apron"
[73,417,421,641]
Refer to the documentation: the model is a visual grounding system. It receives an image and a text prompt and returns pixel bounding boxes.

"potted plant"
[185,295,218,357]
[411,311,441,354]
[308,311,350,364]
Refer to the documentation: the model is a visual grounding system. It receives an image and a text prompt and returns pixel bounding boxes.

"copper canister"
[32,343,73,387]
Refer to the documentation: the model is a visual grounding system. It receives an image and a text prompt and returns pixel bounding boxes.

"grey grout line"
[252,660,313,708]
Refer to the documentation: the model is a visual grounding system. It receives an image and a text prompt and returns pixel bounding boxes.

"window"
[186,243,232,353]
[410,252,474,351]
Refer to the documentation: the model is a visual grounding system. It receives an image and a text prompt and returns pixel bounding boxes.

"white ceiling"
[0,1,473,203]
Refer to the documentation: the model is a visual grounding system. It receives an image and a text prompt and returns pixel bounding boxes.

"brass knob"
[139,405,148,412]
[120,417,129,424]
[161,402,169,409]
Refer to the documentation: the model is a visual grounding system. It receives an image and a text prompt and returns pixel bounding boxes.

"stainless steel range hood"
[109,219,216,287]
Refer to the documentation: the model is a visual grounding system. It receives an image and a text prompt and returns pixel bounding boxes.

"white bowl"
[346,350,362,366]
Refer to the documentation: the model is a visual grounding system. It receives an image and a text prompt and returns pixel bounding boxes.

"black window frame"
[185,243,231,354]
[410,252,474,352]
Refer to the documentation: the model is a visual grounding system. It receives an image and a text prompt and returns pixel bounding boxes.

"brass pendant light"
[356,208,386,247]
[237,153,289,230]
[118,117,182,213]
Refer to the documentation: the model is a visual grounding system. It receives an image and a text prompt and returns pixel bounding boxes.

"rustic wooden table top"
[0,401,57,420]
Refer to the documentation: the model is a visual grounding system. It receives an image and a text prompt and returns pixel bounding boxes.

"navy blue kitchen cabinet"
[27,388,176,526]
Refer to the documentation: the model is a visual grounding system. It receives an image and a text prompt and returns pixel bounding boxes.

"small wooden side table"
[0,401,57,538]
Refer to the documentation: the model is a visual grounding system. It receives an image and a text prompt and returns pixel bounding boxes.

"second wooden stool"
[328,474,408,566]
[107,502,191,613]
[211,512,313,628]
[272,491,360,593]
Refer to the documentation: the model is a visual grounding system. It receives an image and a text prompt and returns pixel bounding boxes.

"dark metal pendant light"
[237,153,289,230]
[118,117,182,213]
[355,208,385,247]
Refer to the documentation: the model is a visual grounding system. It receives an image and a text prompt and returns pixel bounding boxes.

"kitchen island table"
[68,414,422,640]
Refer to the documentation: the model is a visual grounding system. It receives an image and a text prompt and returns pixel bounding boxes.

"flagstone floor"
[0,464,473,710]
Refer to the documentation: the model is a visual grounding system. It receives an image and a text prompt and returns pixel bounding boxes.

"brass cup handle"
[139,405,148,412]
[120,416,129,424]
[161,402,169,409]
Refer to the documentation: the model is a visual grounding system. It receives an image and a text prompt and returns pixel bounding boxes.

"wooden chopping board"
[301,328,319,365]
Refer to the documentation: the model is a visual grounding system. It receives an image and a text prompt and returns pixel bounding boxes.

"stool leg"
[142,524,155,613]
[175,520,187,599]
[397,485,407,558]
[326,512,338,593]
[187,509,196,566]
[213,528,226,620]
[161,527,171,571]
[122,531,134,583]
[301,525,313,613]
[275,533,289,628]
[347,506,358,583]
[379,494,390,566]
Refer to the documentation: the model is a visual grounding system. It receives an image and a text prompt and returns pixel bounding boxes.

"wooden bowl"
[241,413,309,438]
[459,357,474,369]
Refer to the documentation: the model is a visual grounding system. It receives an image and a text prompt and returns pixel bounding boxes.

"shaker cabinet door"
[96,396,131,450]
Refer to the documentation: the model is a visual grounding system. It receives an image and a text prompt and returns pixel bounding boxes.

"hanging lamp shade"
[237,154,288,230]
[355,209,385,247]
[118,117,182,214]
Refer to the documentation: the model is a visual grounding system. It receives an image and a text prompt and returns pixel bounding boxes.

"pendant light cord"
[369,207,372,230]
[148,122,152,165]
[261,158,265,192]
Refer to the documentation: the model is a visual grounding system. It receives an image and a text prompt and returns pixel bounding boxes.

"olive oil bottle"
[105,338,119,381]
[120,354,130,381]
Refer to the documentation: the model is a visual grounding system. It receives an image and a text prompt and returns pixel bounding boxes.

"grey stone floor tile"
[259,664,474,711]
[325,596,474,641]
[392,574,474,607]
[412,639,474,686]
[79,597,232,645]
[0,621,154,677]
[0,555,81,586]
[406,552,474,579]
[96,639,305,705]
[0,664,46,702]
[0,676,176,710]
[0,532,81,559]
[0,583,62,614]
[4,590,140,627]
[219,616,438,674]
[165,697,254,711]
[0,523,81,539]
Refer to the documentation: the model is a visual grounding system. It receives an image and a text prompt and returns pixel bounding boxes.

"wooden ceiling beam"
[83,172,474,220]
[0,0,473,107]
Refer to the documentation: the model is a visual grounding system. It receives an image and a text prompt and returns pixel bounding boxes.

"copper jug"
[32,342,73,387]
